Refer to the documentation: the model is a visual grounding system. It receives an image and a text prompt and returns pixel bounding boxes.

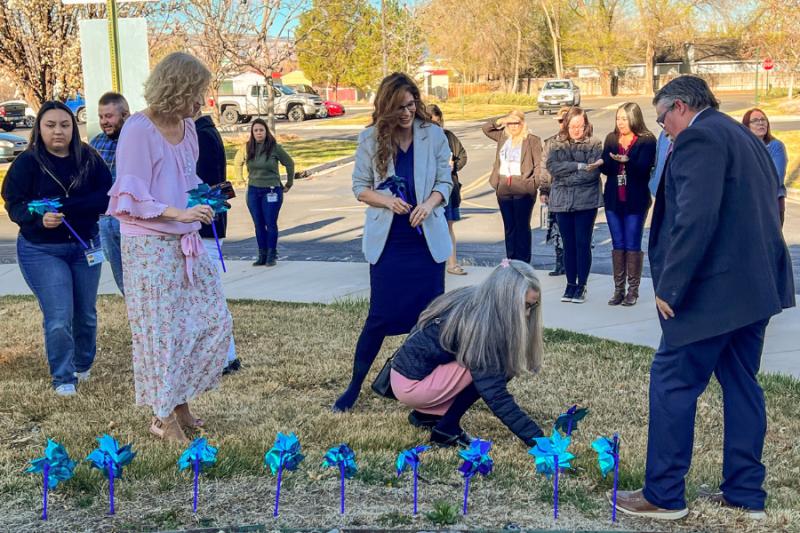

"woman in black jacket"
[599,103,657,307]
[1,101,112,396]
[390,259,544,447]
[429,105,469,275]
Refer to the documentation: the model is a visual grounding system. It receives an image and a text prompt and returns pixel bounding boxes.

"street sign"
[763,58,774,71]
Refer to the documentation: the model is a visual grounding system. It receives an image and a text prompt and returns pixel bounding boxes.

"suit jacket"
[352,118,453,264]
[649,130,671,197]
[194,115,227,239]
[444,129,467,208]
[649,108,795,346]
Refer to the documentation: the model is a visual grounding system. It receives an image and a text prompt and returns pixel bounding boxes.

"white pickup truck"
[537,80,581,114]
[217,84,323,124]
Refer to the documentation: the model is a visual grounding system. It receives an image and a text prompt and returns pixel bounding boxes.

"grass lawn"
[325,104,539,127]
[1,296,798,532]
[224,139,358,185]
[773,130,800,189]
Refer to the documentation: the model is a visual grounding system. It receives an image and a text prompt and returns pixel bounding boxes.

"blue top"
[394,142,417,205]
[766,138,787,197]
[90,132,119,183]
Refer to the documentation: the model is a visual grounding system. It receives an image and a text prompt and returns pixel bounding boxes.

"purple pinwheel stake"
[458,439,493,515]
[528,431,575,519]
[177,438,218,513]
[187,184,232,272]
[25,440,77,520]
[592,433,620,522]
[265,432,305,517]
[396,445,430,515]
[322,444,357,514]
[376,175,423,235]
[86,434,136,515]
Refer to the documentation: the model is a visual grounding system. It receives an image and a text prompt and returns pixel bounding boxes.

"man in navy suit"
[616,76,795,520]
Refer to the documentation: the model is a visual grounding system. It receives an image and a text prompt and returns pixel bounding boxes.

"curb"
[300,154,356,178]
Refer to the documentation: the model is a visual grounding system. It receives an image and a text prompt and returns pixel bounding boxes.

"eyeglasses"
[568,124,586,132]
[397,101,417,113]
[506,122,522,126]
[656,105,674,128]
[525,301,540,312]
[749,118,768,125]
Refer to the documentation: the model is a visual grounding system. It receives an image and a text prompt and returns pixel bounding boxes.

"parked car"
[537,80,581,114]
[65,93,87,123]
[217,84,323,124]
[322,100,346,117]
[0,101,26,132]
[0,132,28,161]
[0,101,35,128]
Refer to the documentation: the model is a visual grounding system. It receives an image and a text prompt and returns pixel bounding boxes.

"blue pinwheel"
[554,405,589,436]
[265,432,305,516]
[322,443,357,514]
[25,440,77,520]
[27,198,91,250]
[396,445,430,515]
[177,438,218,513]
[458,439,493,515]
[377,175,422,234]
[593,433,621,522]
[85,434,137,515]
[528,431,575,519]
[186,184,231,272]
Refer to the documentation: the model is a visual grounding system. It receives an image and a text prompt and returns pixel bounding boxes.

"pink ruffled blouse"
[107,112,202,236]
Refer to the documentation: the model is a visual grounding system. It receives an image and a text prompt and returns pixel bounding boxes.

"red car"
[321,100,345,117]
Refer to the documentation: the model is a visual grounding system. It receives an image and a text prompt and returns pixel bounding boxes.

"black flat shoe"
[408,410,442,430]
[430,427,476,448]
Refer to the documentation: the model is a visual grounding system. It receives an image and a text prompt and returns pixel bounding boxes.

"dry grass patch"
[0,296,798,532]
[772,130,800,189]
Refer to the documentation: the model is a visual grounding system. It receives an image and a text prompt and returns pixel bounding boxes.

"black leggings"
[555,209,597,286]
[497,195,534,263]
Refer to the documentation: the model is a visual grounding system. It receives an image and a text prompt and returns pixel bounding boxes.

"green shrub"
[424,500,460,525]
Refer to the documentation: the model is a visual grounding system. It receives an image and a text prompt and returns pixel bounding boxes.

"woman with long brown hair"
[742,108,787,227]
[234,118,295,266]
[334,72,453,412]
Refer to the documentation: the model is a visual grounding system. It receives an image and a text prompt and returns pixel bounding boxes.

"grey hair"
[417,260,544,378]
[653,75,720,112]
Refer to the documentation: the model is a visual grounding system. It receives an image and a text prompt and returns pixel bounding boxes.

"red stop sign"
[763,58,774,70]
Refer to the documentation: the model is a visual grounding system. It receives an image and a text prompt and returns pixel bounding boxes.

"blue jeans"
[605,206,646,252]
[247,186,283,250]
[17,235,102,388]
[98,215,124,295]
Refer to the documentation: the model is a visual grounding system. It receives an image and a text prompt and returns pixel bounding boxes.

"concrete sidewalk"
[0,260,797,377]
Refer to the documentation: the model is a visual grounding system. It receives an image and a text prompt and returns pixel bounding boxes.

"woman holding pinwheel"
[1,101,112,396]
[106,52,233,443]
[333,72,453,412]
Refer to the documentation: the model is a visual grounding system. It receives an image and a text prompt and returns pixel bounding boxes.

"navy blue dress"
[368,142,446,335]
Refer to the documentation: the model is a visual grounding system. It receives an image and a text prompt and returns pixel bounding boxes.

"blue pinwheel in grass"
[322,443,357,514]
[554,405,589,436]
[265,432,306,517]
[25,440,77,520]
[27,198,62,216]
[377,175,422,234]
[458,438,493,515]
[186,183,231,272]
[396,445,430,515]
[593,433,621,522]
[177,438,218,513]
[528,431,575,519]
[86,434,136,515]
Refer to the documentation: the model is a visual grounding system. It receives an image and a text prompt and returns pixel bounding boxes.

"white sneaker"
[55,384,76,396]
[74,370,91,382]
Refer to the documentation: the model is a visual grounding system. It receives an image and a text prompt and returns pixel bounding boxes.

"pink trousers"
[390,362,473,416]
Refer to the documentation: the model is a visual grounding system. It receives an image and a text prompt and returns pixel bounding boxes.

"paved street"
[1,94,798,293]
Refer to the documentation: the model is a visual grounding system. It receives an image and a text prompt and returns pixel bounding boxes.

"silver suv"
[538,80,581,114]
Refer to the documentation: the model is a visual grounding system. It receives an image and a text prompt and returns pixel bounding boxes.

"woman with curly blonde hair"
[107,52,233,443]
[334,72,453,412]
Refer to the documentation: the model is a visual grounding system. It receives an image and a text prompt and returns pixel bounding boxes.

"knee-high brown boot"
[622,251,644,306]
[608,250,627,306]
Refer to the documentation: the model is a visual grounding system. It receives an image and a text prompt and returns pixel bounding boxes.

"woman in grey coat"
[546,107,603,304]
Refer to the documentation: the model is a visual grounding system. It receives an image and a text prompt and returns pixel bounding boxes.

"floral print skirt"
[121,234,233,417]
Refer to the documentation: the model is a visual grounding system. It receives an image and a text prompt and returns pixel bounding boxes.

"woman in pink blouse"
[107,52,233,443]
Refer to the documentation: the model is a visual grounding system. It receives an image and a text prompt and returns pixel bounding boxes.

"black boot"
[252,249,267,266]
[549,246,566,276]
[265,248,277,267]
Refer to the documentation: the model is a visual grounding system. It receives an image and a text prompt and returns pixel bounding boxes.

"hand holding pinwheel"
[177,438,218,513]
[265,432,305,516]
[377,176,422,234]
[25,440,77,520]
[27,198,90,247]
[397,445,430,515]
[458,439,493,515]
[186,184,231,272]
[86,434,137,515]
[528,431,575,519]
[322,443,357,514]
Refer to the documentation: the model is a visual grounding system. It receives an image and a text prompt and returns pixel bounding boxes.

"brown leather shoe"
[608,250,626,306]
[614,489,688,520]
[698,491,766,520]
[622,251,644,306]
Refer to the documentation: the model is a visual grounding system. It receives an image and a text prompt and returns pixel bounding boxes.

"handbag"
[370,356,397,400]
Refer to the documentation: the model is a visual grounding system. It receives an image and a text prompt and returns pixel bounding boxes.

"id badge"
[267,193,279,203]
[84,246,107,267]
[617,174,627,187]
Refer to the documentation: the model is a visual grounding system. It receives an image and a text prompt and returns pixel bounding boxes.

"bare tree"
[745,0,800,99]
[541,0,567,78]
